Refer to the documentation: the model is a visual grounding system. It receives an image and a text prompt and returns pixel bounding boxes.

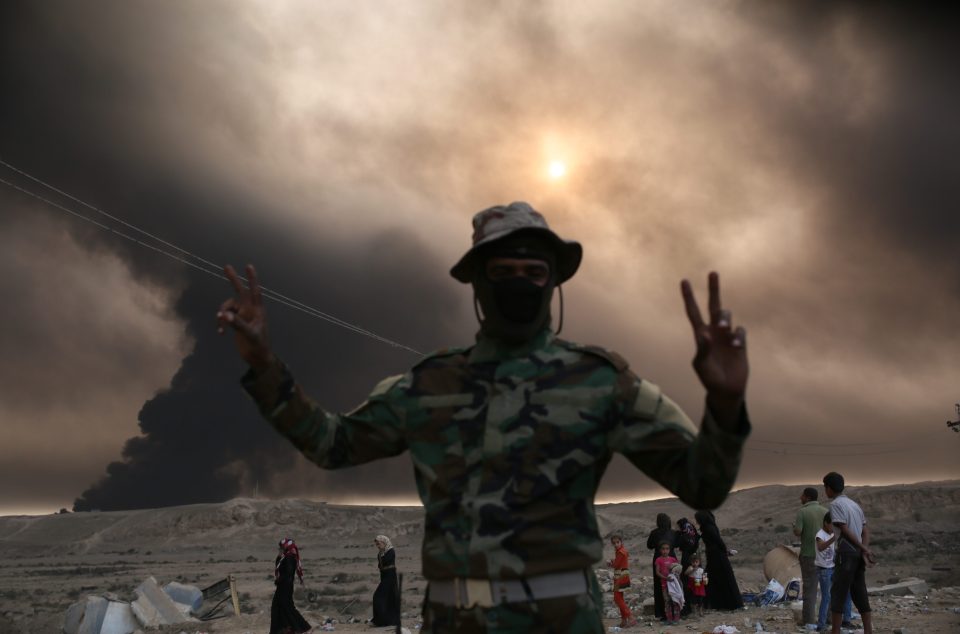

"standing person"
[372,535,400,627]
[684,554,707,619]
[823,472,875,634]
[816,513,853,633]
[220,202,752,633]
[271,538,311,634]
[607,534,637,628]
[694,510,743,611]
[646,513,677,621]
[654,542,682,626]
[675,517,700,615]
[793,487,828,630]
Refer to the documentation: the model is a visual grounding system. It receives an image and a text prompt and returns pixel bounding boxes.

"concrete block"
[868,577,928,597]
[130,577,195,626]
[63,596,108,634]
[101,600,138,634]
[162,581,203,613]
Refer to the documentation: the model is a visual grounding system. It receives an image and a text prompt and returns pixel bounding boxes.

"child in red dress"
[684,553,708,618]
[608,534,638,628]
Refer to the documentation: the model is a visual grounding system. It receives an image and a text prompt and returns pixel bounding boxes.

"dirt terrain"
[1,481,958,633]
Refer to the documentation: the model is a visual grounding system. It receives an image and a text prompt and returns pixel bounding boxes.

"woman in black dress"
[371,534,400,627]
[271,538,311,634]
[694,510,743,611]
[675,517,701,616]
[646,513,677,621]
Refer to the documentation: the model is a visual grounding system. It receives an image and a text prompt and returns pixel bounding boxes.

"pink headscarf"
[276,537,304,584]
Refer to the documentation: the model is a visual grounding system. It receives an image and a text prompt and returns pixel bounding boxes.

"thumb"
[226,311,259,340]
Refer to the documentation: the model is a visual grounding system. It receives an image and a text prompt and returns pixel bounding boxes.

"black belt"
[428,570,590,608]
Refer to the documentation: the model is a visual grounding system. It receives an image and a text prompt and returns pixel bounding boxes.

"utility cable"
[0,165,424,356]
[0,158,412,351]
[745,445,919,457]
[749,429,942,448]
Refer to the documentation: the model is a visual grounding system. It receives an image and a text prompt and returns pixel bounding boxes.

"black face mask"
[474,275,553,344]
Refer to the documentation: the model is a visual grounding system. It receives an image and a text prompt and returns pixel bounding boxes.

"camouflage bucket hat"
[450,201,583,284]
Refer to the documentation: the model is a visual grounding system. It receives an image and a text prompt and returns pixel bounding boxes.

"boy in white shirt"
[815,512,853,632]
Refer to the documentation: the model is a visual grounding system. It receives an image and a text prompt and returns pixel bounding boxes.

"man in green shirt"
[794,486,828,629]
[218,201,751,633]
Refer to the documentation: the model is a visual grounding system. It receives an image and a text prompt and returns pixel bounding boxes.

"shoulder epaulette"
[411,345,471,370]
[368,373,405,398]
[555,339,630,372]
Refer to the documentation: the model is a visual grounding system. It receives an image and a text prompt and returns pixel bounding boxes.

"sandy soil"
[1,481,958,633]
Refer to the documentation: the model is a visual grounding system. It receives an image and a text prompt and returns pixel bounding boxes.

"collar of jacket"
[468,327,555,364]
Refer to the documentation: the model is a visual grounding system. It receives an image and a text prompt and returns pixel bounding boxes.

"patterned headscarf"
[677,517,700,546]
[277,537,304,584]
[375,534,393,550]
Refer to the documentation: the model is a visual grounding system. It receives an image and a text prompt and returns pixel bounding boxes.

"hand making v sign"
[680,272,749,429]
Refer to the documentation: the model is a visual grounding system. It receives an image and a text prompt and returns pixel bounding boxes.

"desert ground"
[1,481,958,633]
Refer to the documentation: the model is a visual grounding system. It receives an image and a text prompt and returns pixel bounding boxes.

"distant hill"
[2,480,957,560]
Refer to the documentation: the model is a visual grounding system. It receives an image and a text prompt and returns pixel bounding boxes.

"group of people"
[606,471,876,634]
[607,511,743,628]
[269,534,401,634]
[794,473,875,634]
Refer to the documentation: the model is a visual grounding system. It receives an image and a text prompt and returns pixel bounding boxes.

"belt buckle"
[464,578,494,608]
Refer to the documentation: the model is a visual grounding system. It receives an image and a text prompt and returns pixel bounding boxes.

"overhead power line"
[0,159,424,357]
[750,429,942,449]
[745,445,919,458]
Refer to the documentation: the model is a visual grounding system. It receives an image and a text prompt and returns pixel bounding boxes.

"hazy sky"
[1,1,957,515]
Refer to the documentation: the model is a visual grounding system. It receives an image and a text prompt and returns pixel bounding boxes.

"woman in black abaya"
[695,510,744,611]
[271,538,311,634]
[646,513,677,621]
[371,534,400,627]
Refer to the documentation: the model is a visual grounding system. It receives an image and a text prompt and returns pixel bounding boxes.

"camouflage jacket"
[242,328,750,580]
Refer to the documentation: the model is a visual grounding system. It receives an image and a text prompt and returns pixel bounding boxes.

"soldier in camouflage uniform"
[217,202,751,633]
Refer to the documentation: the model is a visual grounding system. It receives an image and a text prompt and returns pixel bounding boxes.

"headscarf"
[277,537,304,584]
[676,517,700,550]
[694,510,716,529]
[656,513,672,531]
[375,534,393,551]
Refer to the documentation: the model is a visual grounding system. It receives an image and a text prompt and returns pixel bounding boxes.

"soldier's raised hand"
[217,264,275,370]
[681,272,748,422]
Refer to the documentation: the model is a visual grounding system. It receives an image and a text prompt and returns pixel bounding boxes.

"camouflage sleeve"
[241,359,408,469]
[609,368,749,510]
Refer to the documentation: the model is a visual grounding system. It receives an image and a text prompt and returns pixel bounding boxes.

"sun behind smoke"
[548,160,567,180]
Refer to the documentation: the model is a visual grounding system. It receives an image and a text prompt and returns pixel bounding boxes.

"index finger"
[708,271,721,322]
[246,264,263,306]
[681,279,706,330]
[223,264,245,296]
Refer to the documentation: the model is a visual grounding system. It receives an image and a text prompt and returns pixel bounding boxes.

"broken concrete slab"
[163,581,203,612]
[162,581,202,613]
[63,596,107,634]
[868,577,929,597]
[101,600,138,634]
[130,577,196,627]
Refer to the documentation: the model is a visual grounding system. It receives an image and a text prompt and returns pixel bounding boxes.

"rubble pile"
[63,577,202,634]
